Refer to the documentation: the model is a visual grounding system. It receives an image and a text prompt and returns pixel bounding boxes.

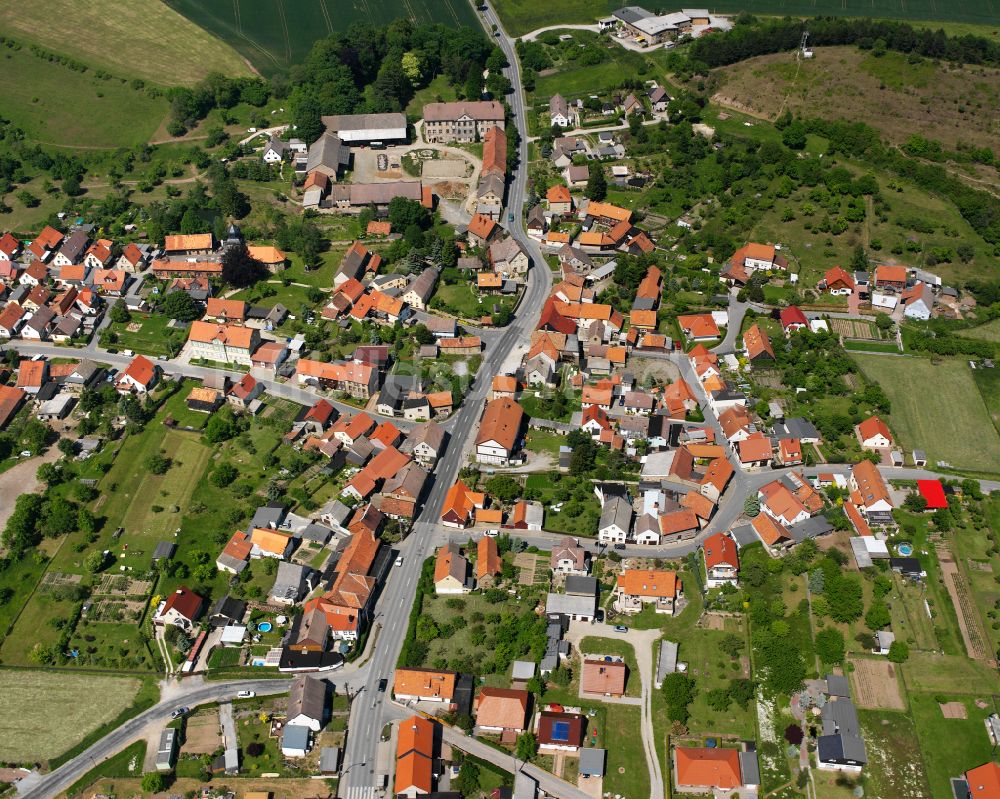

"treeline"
[288,19,494,142]
[689,15,1000,70]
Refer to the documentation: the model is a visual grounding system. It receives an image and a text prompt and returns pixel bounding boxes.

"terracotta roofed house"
[857,415,892,449]
[393,668,456,703]
[674,747,743,792]
[116,355,158,393]
[581,658,627,696]
[615,569,681,615]
[743,323,774,361]
[475,397,525,466]
[703,532,739,587]
[874,264,907,290]
[824,266,855,294]
[440,480,484,528]
[475,687,529,733]
[965,762,1000,799]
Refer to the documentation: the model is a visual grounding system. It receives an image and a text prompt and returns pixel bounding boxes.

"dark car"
[614,543,626,550]
[377,678,388,692]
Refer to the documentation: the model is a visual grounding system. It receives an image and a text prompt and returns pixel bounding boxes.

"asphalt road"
[336,6,553,796]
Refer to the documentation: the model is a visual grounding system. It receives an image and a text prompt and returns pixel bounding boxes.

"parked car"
[171,707,189,719]
[485,530,499,538]
[236,691,255,699]
[614,625,628,633]
[395,555,404,566]
[614,543,626,550]
[377,678,388,692]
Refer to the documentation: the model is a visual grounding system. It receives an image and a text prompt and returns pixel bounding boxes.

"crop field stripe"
[319,0,333,35]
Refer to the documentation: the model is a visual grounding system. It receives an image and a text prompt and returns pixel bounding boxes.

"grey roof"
[912,449,926,461]
[613,6,652,24]
[579,747,606,776]
[849,537,873,569]
[153,541,176,561]
[404,267,438,303]
[564,575,598,597]
[410,420,445,453]
[822,697,860,737]
[59,230,89,262]
[250,503,286,530]
[599,494,632,533]
[739,751,761,786]
[301,523,332,544]
[322,112,407,133]
[512,660,536,681]
[288,675,326,723]
[67,359,100,383]
[527,204,546,228]
[588,262,616,281]
[322,499,353,529]
[730,523,757,547]
[546,592,597,617]
[772,417,820,440]
[656,640,678,685]
[210,595,247,624]
[320,746,340,773]
[788,515,834,542]
[875,630,895,649]
[513,770,538,799]
[282,724,311,751]
[818,732,867,765]
[825,674,850,698]
[477,172,506,200]
[271,561,311,603]
[306,132,350,174]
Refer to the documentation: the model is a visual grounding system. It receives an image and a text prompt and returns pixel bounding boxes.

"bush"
[210,463,239,488]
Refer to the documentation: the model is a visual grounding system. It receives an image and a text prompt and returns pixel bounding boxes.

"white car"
[395,556,404,566]
[236,690,255,699]
[484,530,499,538]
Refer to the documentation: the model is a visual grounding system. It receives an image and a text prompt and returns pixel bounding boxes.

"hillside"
[711,46,1000,155]
[0,0,253,86]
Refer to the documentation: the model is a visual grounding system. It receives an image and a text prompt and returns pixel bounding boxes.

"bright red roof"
[917,479,947,510]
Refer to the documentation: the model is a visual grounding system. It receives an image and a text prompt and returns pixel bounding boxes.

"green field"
[494,0,1000,34]
[851,354,1000,472]
[0,670,142,763]
[0,0,252,86]
[165,0,479,76]
[0,45,167,148]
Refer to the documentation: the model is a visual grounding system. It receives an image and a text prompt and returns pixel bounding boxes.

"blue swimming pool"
[258,621,273,632]
[897,543,913,556]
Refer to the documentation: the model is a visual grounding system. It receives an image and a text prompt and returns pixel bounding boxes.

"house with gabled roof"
[703,532,739,587]
[856,415,892,449]
[116,355,158,394]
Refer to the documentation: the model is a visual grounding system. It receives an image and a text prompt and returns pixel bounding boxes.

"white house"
[598,495,632,545]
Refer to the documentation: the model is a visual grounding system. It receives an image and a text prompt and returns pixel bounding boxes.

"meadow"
[0,671,143,762]
[0,45,168,149]
[0,0,251,86]
[713,46,1000,155]
[165,0,479,76]
[851,354,1000,472]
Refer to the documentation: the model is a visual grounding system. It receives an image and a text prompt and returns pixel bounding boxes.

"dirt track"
[0,447,61,534]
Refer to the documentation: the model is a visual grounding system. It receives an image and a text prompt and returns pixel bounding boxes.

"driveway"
[565,622,665,799]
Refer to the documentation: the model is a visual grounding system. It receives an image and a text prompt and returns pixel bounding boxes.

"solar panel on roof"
[552,721,570,741]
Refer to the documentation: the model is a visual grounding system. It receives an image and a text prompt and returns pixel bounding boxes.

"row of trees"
[689,15,1000,70]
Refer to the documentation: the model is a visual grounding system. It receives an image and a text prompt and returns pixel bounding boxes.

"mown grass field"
[0,45,167,148]
[0,670,142,762]
[491,0,616,35]
[165,0,479,76]
[958,318,1000,343]
[851,354,1000,472]
[0,0,251,86]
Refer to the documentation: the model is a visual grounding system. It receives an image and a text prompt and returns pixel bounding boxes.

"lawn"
[0,670,143,763]
[524,473,601,537]
[161,379,214,430]
[909,693,998,798]
[0,0,251,86]
[523,428,569,456]
[858,709,931,799]
[577,636,641,698]
[851,354,1000,473]
[101,313,186,357]
[0,44,167,149]
[433,281,516,321]
[900,651,999,695]
[602,704,649,799]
